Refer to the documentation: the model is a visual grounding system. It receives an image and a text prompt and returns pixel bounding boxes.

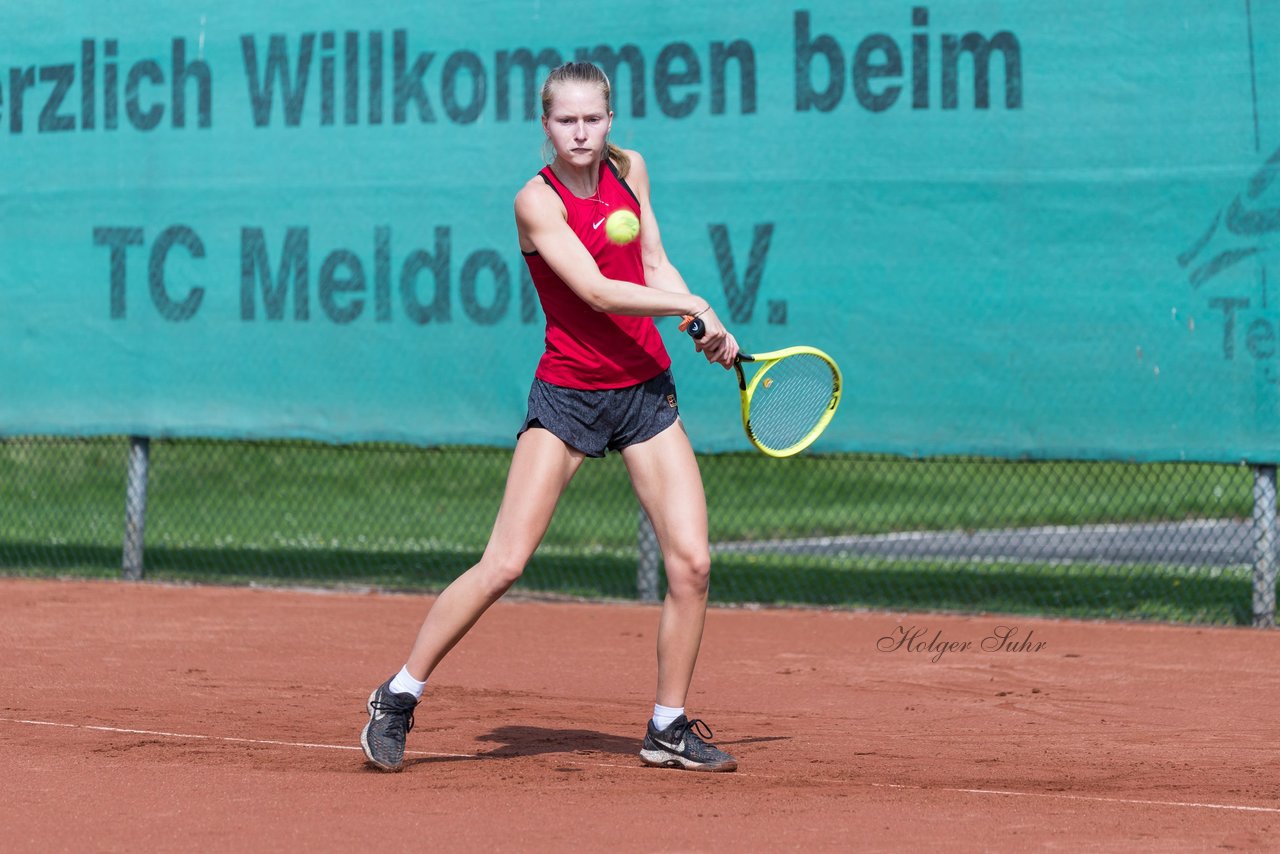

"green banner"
[2,2,1276,460]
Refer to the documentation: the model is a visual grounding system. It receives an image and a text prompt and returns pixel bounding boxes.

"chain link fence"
[2,435,1275,627]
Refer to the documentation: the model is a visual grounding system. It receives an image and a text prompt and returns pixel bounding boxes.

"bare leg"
[403,428,585,681]
[620,421,711,709]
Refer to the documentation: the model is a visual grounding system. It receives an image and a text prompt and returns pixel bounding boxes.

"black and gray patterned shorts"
[518,369,680,458]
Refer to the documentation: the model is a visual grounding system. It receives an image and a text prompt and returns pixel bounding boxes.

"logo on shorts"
[666,393,677,408]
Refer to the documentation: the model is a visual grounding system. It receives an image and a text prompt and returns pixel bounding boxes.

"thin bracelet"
[693,303,711,319]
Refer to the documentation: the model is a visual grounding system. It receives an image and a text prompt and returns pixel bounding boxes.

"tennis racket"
[680,315,842,458]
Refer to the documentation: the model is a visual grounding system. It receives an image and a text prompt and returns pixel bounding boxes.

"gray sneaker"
[360,679,417,772]
[639,715,738,772]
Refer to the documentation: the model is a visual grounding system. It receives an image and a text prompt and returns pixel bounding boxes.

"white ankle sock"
[652,703,684,730]
[388,665,426,699]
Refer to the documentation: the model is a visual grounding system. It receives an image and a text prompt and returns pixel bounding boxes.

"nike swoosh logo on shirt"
[593,218,606,229]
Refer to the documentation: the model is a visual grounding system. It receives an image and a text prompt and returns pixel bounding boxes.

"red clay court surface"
[3,578,1279,852]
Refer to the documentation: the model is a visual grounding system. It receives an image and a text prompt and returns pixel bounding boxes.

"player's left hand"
[692,307,739,368]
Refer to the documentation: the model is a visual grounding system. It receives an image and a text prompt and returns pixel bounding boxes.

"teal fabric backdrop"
[2,2,1277,460]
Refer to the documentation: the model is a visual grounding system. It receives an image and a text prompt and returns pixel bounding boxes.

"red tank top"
[523,159,671,389]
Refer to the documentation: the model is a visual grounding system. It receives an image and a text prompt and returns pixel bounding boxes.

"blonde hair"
[540,61,631,179]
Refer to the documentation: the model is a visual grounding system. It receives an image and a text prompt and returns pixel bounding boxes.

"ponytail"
[606,142,631,180]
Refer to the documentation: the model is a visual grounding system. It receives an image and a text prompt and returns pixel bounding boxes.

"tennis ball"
[605,209,640,245]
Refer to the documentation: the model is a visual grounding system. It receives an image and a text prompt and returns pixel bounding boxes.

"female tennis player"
[361,61,740,773]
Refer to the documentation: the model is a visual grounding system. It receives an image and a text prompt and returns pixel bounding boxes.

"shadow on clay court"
[403,726,637,765]
[402,727,791,767]
[714,735,790,747]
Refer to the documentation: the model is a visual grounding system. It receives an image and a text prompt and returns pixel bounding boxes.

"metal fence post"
[122,436,151,581]
[1251,464,1278,628]
[637,510,661,602]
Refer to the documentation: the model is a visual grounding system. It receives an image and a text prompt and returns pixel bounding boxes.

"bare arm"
[629,153,692,297]
[515,178,705,318]
[626,151,739,367]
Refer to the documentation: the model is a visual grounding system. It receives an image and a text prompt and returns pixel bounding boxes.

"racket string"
[747,354,837,452]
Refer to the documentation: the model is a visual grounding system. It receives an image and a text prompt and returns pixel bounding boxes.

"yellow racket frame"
[734,346,843,458]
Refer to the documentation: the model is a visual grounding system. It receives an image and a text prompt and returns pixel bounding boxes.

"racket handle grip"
[679,315,706,339]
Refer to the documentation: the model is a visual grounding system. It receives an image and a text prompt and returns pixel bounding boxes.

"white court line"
[2,718,474,760]
[870,782,1280,815]
[5,717,1279,814]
